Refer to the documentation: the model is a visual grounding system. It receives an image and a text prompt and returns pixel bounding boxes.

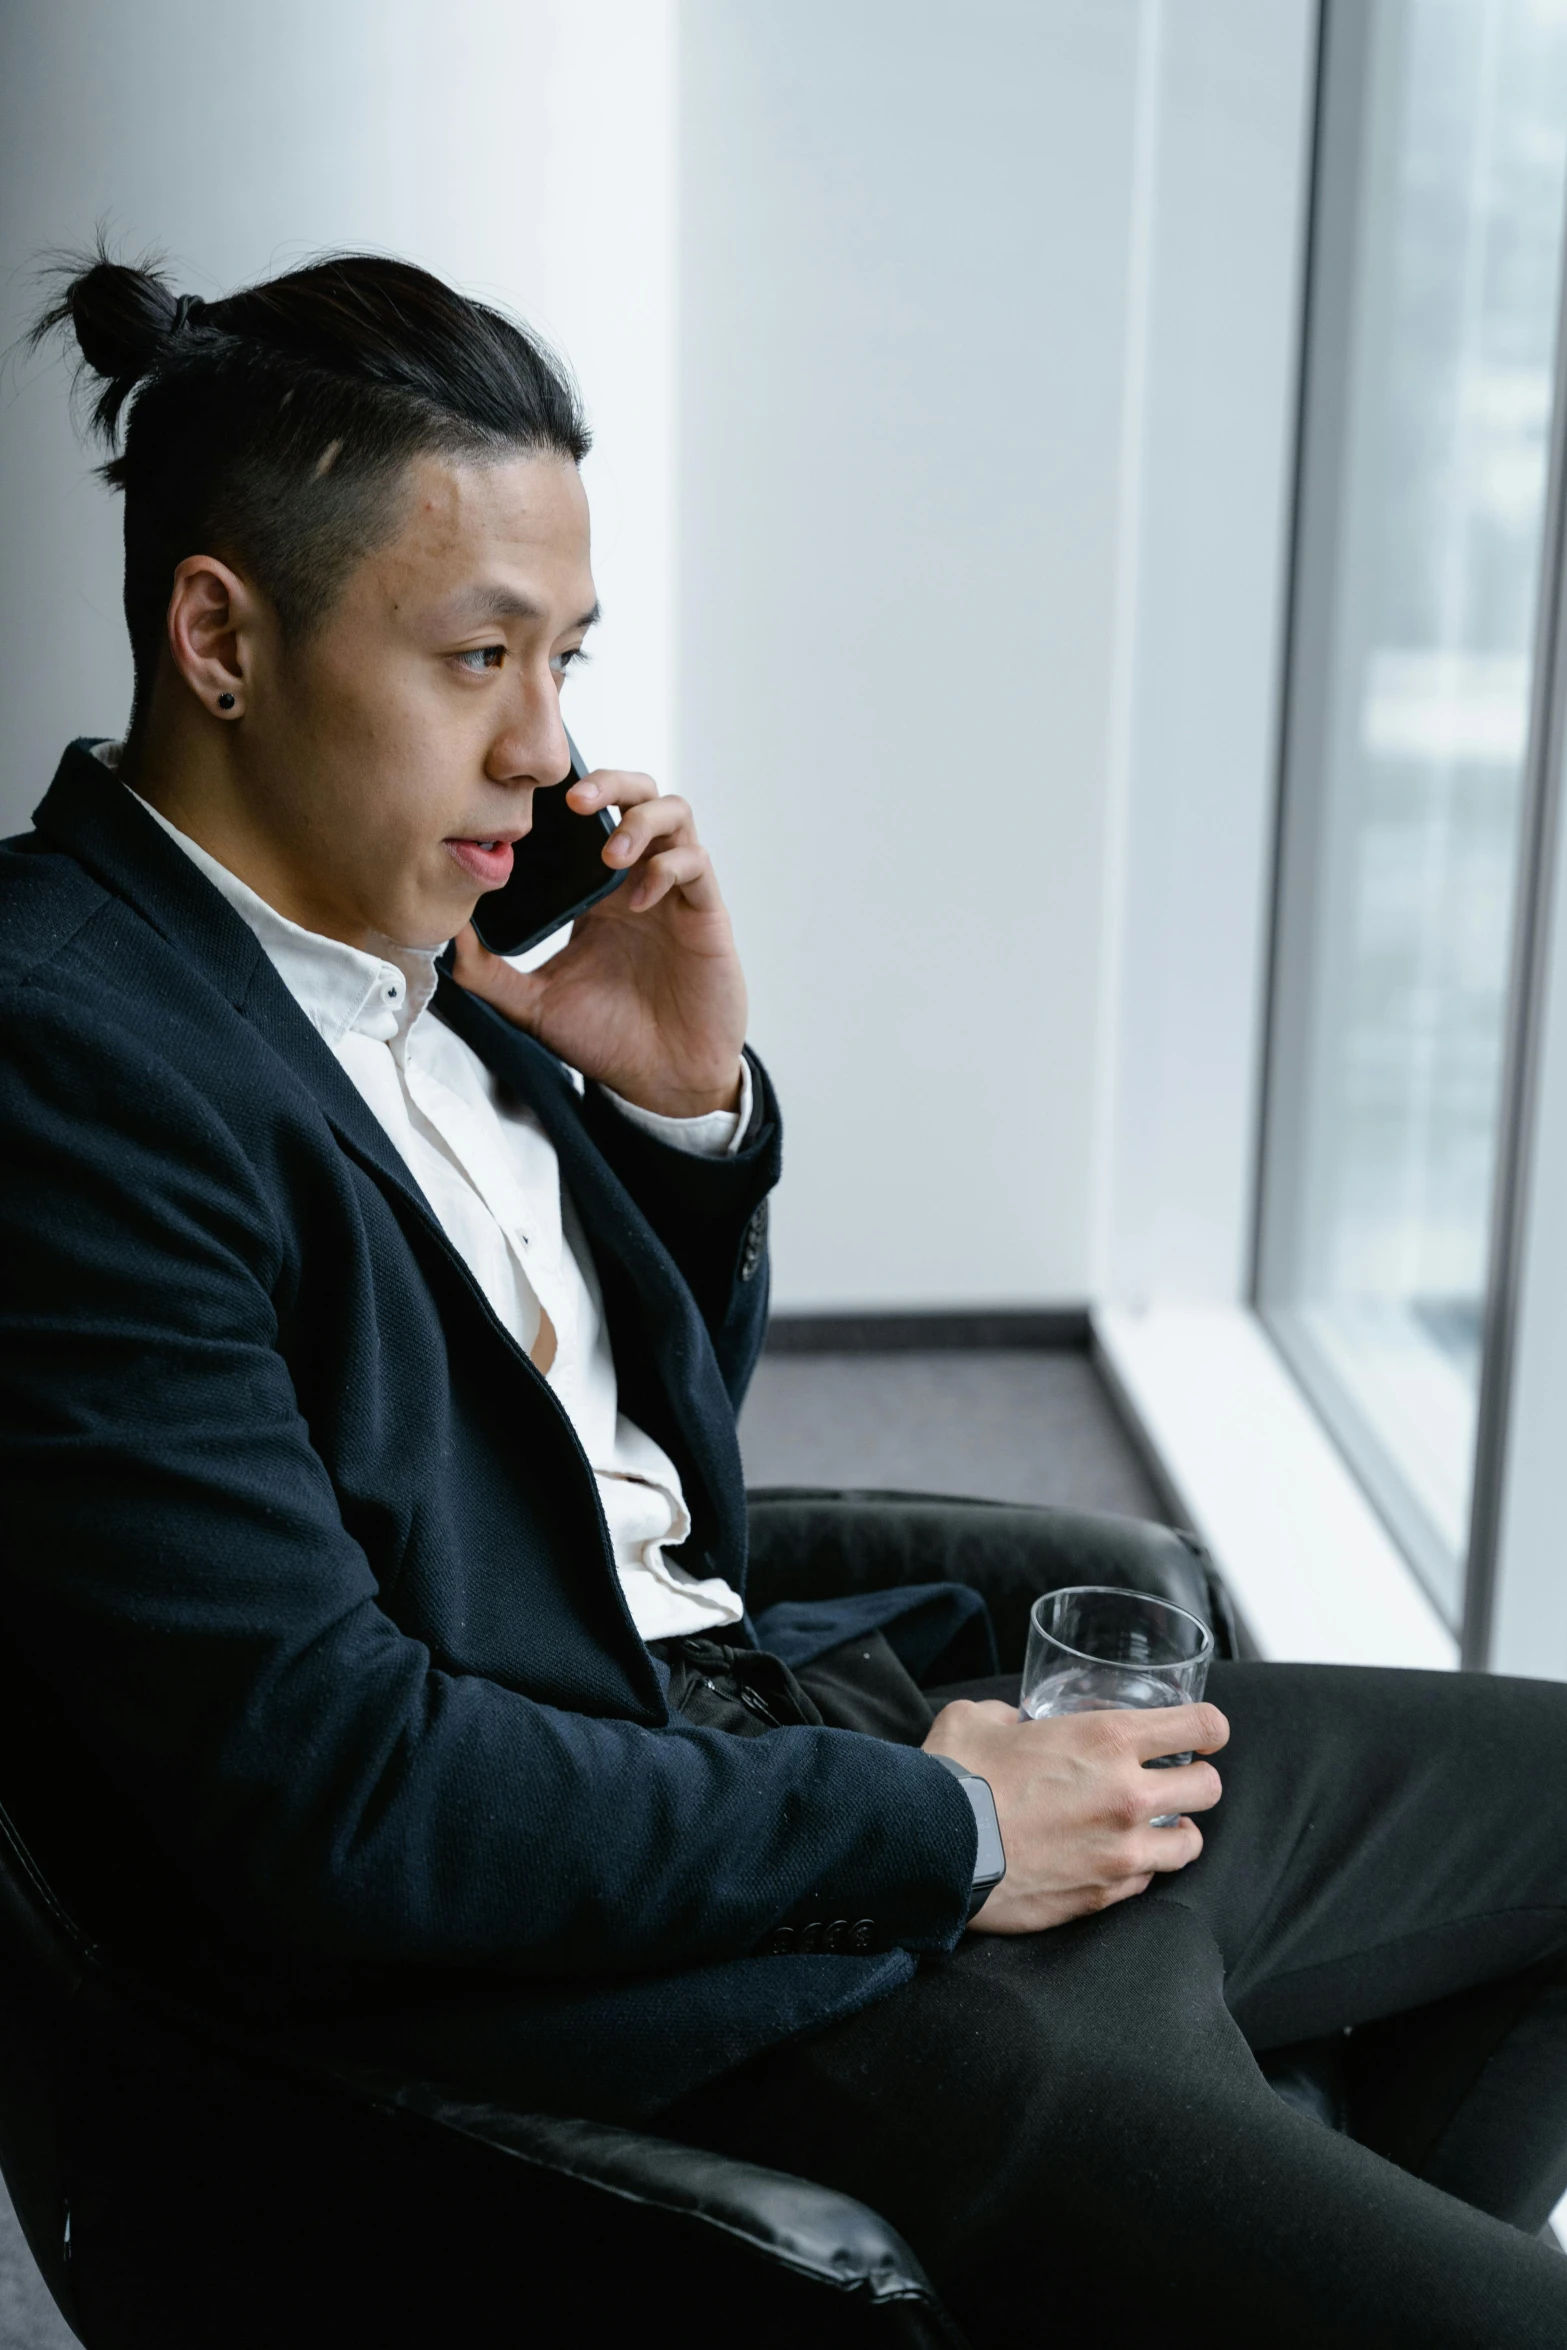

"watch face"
[965,1777,1006,1913]
[931,1754,1006,1915]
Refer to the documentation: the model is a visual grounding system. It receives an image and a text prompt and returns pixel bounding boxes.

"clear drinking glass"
[1020,1586,1214,1828]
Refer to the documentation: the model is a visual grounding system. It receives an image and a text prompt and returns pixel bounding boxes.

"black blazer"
[0,743,974,2122]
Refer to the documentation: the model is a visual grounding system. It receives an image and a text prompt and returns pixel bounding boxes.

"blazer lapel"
[31,743,463,1258]
[432,976,746,1568]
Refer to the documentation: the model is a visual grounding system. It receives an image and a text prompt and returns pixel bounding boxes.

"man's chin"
[375,893,477,957]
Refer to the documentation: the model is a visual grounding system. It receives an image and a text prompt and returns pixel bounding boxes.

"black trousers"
[659,1659,1567,2348]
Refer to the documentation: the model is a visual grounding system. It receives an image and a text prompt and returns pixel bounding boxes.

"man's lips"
[444,838,516,888]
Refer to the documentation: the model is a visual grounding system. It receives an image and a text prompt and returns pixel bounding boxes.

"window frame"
[1249,0,1567,1659]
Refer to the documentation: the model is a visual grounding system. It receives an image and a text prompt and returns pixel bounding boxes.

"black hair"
[31,243,591,737]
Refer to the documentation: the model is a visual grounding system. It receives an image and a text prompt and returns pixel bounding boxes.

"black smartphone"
[468,731,626,957]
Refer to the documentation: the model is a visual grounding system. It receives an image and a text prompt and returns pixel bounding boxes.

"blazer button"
[850,1918,876,1953]
[739,1201,768,1283]
[796,1919,823,1954]
[821,1918,850,1954]
[765,1926,795,1955]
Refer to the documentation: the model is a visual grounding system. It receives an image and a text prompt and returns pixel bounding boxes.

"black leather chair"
[0,1491,1278,2348]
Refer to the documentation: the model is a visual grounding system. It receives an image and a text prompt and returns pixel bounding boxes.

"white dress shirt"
[98,746,749,1643]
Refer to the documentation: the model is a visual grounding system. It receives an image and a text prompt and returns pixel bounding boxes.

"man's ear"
[166,554,260,722]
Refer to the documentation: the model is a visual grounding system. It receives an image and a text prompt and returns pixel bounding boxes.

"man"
[6,248,1567,2347]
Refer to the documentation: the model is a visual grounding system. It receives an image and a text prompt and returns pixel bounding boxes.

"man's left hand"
[450,768,748,1118]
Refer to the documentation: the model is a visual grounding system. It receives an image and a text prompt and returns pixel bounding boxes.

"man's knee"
[891,1896,1241,2129]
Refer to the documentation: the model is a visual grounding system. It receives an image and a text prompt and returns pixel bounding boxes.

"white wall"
[677,0,1315,1313]
[0,0,675,830]
[1094,0,1317,1306]
[678,0,1141,1309]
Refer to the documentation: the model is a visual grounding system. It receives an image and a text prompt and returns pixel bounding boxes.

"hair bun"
[29,247,197,439]
[62,257,181,383]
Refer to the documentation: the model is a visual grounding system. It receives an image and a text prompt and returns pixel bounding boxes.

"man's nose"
[488,684,571,788]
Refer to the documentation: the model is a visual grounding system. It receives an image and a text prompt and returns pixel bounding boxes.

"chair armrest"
[745,1486,1247,1665]
[430,2104,948,2302]
[369,2091,971,2346]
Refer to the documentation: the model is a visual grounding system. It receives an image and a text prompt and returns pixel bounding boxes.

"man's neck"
[126,716,375,952]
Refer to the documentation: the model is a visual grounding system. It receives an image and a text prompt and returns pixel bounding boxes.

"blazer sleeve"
[0,996,972,1981]
[576,1045,781,1407]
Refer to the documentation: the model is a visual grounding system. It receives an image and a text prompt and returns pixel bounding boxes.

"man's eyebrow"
[445,588,601,632]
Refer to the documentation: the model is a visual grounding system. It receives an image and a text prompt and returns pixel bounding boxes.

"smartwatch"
[931,1753,1007,1920]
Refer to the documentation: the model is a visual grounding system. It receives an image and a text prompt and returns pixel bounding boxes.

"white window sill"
[1093,1304,1456,1670]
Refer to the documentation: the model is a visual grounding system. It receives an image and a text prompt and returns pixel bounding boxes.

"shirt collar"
[92,742,441,1049]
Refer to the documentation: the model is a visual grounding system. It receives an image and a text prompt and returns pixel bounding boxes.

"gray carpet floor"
[0,1344,1155,2343]
[0,2201,73,2350]
[740,1345,1163,1518]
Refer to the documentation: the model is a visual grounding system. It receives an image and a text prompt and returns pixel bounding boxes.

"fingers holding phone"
[570,772,724,917]
[453,746,748,1121]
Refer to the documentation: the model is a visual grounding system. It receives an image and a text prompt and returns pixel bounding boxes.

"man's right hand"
[922,1698,1229,1935]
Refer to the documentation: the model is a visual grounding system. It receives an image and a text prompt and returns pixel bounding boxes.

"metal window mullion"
[1249,0,1336,1310]
[1459,166,1567,1672]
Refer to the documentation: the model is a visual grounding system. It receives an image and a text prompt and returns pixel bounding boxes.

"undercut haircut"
[32,244,591,741]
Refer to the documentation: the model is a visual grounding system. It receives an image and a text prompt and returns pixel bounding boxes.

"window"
[1258,0,1567,1622]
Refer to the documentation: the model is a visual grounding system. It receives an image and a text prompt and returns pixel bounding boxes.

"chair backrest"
[745,1487,1245,1664]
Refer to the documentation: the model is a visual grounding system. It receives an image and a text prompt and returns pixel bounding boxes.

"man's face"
[235,450,597,950]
